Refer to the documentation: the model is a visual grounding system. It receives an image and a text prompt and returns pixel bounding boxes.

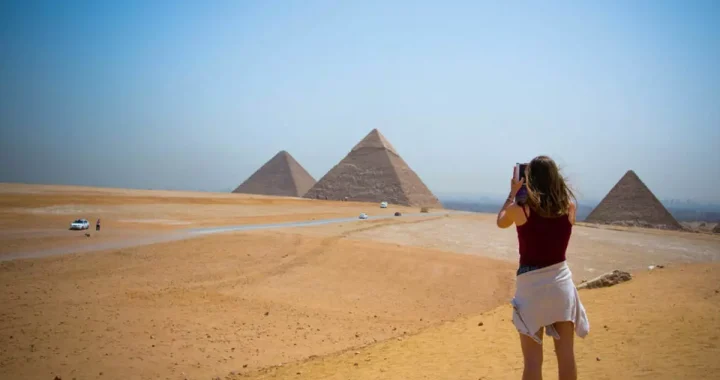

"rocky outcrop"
[577,270,632,290]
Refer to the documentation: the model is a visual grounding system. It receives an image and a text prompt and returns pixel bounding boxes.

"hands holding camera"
[510,176,525,199]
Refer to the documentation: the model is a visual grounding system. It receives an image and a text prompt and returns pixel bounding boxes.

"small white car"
[380,201,388,208]
[70,219,90,230]
[358,213,369,220]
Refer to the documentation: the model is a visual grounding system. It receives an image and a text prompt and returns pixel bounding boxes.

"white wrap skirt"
[511,261,590,344]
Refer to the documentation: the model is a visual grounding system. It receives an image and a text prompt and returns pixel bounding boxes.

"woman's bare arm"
[497,174,525,228]
[497,203,522,228]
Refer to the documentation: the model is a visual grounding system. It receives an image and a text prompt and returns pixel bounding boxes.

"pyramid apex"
[351,129,398,155]
[620,170,643,183]
[269,150,292,163]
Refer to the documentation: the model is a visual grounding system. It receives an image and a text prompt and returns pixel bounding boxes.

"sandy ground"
[0,183,422,258]
[1,183,719,380]
[240,263,720,380]
[296,214,720,281]
[0,231,514,380]
[680,221,719,234]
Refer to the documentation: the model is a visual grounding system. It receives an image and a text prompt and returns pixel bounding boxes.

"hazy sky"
[1,0,719,202]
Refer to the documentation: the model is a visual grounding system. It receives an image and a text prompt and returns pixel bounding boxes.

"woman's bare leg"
[552,321,577,380]
[520,327,543,380]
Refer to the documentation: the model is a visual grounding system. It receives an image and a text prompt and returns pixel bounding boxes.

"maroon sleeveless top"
[516,206,572,267]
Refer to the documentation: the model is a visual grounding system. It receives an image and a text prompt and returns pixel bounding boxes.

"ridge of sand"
[233,263,720,380]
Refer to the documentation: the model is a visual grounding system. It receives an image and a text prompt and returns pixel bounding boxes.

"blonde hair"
[525,156,576,217]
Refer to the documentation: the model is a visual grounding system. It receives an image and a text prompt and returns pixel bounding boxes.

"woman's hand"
[510,177,524,198]
[498,168,526,229]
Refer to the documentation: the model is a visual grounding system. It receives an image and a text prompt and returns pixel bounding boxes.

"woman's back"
[496,156,586,380]
[516,206,572,267]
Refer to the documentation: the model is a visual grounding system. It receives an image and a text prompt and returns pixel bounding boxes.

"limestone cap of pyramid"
[351,129,398,155]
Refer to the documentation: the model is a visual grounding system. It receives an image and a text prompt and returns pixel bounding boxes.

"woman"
[496,156,589,380]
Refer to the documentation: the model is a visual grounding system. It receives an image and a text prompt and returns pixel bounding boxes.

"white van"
[380,201,388,208]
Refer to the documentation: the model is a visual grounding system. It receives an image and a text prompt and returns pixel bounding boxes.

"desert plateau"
[0,183,718,380]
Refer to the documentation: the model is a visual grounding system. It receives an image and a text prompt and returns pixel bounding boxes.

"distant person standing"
[496,156,589,380]
[96,218,101,232]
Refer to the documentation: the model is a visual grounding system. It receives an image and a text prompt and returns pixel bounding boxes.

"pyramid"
[585,170,682,230]
[232,151,316,197]
[713,224,720,234]
[303,129,442,207]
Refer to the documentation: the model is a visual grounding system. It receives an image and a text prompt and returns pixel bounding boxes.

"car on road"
[358,213,369,220]
[394,212,402,217]
[70,219,90,230]
[380,201,388,208]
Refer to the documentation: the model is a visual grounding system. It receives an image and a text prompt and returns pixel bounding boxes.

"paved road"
[1,212,454,262]
[188,212,449,235]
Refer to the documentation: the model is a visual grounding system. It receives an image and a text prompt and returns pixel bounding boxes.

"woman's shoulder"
[505,203,524,217]
[511,203,530,223]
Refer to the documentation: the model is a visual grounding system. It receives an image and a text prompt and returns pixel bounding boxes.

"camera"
[514,163,528,204]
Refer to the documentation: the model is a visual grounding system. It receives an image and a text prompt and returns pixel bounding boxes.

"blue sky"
[1,0,718,202]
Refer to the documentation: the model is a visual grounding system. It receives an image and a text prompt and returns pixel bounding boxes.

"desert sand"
[241,263,720,380]
[1,183,719,380]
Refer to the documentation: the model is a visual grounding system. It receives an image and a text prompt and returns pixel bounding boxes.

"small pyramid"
[585,170,682,230]
[303,129,442,207]
[232,151,316,197]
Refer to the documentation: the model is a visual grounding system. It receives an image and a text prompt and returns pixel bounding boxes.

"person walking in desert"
[496,156,589,380]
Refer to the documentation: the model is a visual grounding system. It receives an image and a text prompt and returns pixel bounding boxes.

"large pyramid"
[232,151,316,197]
[303,129,442,207]
[585,170,682,230]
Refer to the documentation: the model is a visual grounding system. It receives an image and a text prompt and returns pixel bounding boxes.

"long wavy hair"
[525,156,576,217]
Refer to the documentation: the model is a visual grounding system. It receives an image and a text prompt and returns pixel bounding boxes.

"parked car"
[380,201,388,208]
[70,219,90,230]
[358,213,369,220]
[394,212,402,217]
